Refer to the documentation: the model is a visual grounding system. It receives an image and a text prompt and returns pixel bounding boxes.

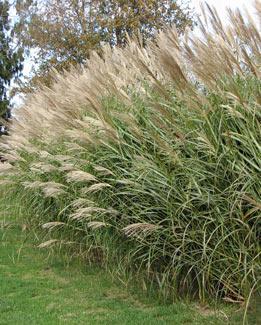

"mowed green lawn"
[0,221,254,325]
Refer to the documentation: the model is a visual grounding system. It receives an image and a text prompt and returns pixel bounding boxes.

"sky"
[191,0,255,16]
[12,0,258,107]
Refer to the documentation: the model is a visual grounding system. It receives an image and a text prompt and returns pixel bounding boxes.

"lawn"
[0,220,247,325]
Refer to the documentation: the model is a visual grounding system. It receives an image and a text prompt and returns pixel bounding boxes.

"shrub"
[0,3,260,307]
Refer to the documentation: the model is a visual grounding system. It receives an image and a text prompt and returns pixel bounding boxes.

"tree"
[98,0,194,47]
[0,0,23,117]
[15,0,194,90]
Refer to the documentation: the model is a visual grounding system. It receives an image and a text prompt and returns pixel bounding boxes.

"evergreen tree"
[0,0,23,118]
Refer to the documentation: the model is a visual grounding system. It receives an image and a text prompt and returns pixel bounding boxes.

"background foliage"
[15,0,194,90]
[0,0,23,116]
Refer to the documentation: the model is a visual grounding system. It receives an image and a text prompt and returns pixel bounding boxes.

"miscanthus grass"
[0,2,260,320]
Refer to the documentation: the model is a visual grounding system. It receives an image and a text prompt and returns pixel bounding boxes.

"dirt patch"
[104,288,152,310]
[195,304,229,321]
[39,268,70,285]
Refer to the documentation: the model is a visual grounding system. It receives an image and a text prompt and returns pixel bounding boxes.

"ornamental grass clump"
[0,2,260,308]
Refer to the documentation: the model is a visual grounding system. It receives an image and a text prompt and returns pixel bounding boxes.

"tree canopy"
[15,0,194,90]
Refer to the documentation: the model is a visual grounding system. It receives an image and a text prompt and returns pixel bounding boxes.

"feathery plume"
[66,170,97,183]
